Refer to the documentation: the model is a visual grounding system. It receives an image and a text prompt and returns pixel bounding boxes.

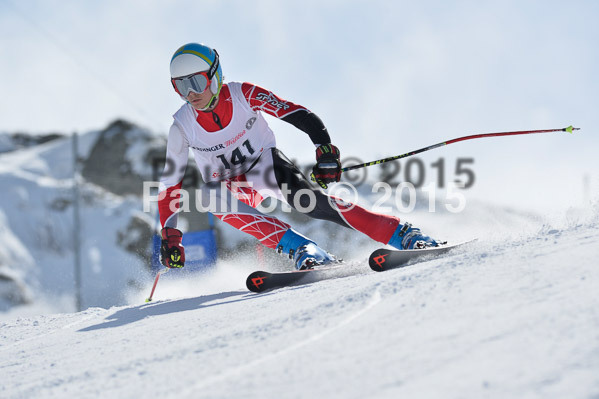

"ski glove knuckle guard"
[160,228,185,268]
[311,144,341,189]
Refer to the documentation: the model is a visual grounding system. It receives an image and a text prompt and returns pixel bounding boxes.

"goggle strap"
[208,49,219,80]
[207,94,218,109]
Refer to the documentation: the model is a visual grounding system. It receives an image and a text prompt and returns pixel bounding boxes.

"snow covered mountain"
[0,121,166,313]
[1,202,598,398]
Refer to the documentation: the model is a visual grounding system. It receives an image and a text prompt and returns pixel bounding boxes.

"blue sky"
[1,0,598,211]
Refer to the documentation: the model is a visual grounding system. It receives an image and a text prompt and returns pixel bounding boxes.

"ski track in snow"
[1,212,599,399]
[183,289,382,394]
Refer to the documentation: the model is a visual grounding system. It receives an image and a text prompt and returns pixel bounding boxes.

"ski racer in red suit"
[158,43,440,269]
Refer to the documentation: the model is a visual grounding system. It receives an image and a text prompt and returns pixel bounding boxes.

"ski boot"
[387,222,443,250]
[276,228,339,270]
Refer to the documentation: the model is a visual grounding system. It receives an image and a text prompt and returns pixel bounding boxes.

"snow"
[0,124,597,398]
[0,132,151,312]
[0,134,17,154]
[1,205,598,398]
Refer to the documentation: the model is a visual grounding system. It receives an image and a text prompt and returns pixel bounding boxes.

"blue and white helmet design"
[170,43,223,105]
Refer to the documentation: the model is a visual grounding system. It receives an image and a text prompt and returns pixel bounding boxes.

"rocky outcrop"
[81,120,166,196]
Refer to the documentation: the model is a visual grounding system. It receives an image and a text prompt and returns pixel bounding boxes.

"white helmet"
[170,43,223,109]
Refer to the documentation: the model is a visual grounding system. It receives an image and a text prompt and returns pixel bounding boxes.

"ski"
[246,240,476,292]
[246,263,347,293]
[368,240,476,272]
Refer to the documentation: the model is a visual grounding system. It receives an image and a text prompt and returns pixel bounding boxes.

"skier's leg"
[198,180,336,269]
[268,148,440,249]
[269,148,398,242]
[198,180,288,249]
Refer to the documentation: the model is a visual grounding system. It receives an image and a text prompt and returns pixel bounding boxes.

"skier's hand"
[160,228,185,268]
[311,144,341,189]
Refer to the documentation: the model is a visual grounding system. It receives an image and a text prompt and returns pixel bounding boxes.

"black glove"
[160,228,185,268]
[311,144,342,189]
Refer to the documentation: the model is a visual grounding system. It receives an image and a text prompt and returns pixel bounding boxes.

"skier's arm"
[241,82,332,145]
[158,123,189,229]
[158,123,188,268]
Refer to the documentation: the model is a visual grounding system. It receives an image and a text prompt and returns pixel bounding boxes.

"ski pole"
[146,268,169,302]
[341,125,578,173]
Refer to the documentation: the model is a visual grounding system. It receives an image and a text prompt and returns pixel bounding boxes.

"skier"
[159,43,441,270]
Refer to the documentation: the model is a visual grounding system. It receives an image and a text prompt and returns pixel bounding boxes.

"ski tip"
[369,249,392,272]
[368,239,477,272]
[246,271,271,293]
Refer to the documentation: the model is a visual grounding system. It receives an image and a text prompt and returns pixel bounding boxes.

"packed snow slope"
[1,206,599,399]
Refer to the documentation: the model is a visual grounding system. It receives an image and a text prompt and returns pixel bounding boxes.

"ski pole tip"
[565,125,579,134]
[145,298,152,303]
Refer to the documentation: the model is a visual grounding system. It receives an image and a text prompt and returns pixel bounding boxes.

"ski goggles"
[171,49,220,97]
[171,71,211,97]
